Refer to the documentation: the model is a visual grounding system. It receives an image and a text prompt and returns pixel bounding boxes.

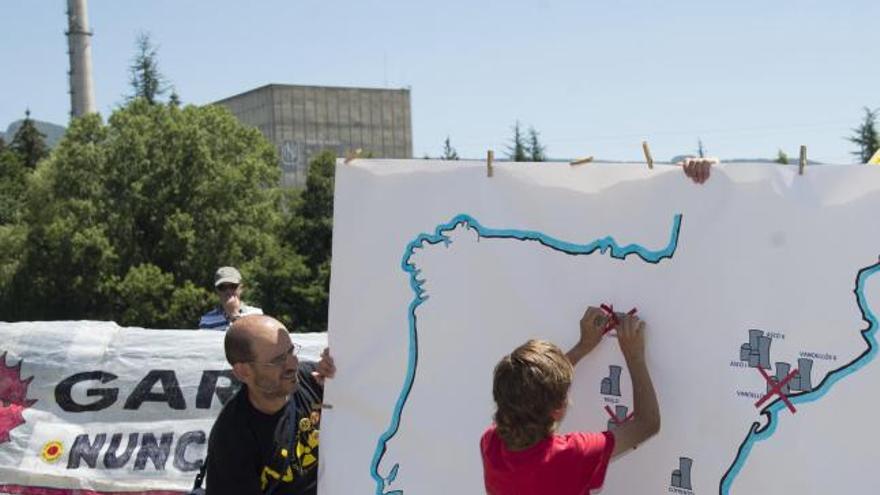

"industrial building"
[66,0,97,118]
[215,84,412,187]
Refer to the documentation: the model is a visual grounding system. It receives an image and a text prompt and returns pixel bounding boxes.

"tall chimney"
[66,0,96,118]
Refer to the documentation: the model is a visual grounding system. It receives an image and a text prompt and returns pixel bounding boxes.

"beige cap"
[214,266,242,287]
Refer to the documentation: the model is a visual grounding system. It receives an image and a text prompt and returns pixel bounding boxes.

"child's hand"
[567,306,613,365]
[576,306,606,353]
[680,157,717,184]
[617,313,646,363]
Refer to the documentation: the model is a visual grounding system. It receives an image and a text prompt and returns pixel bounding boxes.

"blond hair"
[492,339,573,450]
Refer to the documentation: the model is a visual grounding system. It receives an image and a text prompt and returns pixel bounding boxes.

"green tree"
[776,149,789,165]
[128,33,169,105]
[0,222,26,309]
[0,147,29,311]
[526,126,546,162]
[256,151,337,333]
[506,121,528,162]
[0,149,29,225]
[0,135,6,152]
[848,107,880,163]
[10,109,49,169]
[5,100,288,328]
[442,136,459,160]
[112,263,176,327]
[289,152,335,271]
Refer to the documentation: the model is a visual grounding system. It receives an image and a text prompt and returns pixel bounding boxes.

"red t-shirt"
[480,425,615,495]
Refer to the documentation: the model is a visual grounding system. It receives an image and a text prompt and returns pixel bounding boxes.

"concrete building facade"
[215,84,412,187]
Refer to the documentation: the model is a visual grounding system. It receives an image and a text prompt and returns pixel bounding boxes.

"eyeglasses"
[216,283,240,292]
[250,342,302,367]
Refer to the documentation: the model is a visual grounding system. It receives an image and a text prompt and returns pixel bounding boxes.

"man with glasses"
[205,314,336,495]
[199,266,263,331]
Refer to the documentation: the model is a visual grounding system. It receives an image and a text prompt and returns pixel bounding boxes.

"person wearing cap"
[199,266,263,331]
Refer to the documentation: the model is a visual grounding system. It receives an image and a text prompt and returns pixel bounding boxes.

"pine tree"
[0,143,28,225]
[9,109,49,169]
[442,136,459,160]
[526,126,546,162]
[848,107,880,163]
[775,149,789,165]
[697,139,706,158]
[271,151,337,332]
[168,90,181,107]
[128,33,169,105]
[506,121,528,162]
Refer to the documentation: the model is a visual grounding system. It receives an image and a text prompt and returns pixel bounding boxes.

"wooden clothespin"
[569,156,594,166]
[642,141,654,170]
[344,148,363,164]
[487,150,494,178]
[798,145,807,175]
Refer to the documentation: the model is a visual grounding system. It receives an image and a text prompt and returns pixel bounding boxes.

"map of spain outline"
[370,213,682,494]
[368,212,879,495]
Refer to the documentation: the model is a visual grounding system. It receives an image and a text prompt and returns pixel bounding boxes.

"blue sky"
[2,0,877,163]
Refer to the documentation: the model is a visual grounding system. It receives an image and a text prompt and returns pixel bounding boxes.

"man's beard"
[254,370,299,399]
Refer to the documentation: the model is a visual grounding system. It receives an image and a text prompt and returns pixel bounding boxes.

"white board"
[322,160,880,495]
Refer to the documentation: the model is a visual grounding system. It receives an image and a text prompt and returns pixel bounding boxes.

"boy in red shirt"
[480,307,661,495]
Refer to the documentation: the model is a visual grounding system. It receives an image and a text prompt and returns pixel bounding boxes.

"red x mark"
[599,304,638,335]
[604,405,634,425]
[755,367,798,413]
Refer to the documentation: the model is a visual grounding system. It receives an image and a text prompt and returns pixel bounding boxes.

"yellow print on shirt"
[260,412,321,490]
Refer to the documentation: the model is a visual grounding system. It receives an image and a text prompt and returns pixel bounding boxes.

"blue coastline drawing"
[369,213,683,494]
[719,260,880,494]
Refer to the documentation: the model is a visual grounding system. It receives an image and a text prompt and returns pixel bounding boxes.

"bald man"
[205,315,335,495]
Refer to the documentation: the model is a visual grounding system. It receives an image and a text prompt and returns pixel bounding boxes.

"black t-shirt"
[205,362,323,495]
